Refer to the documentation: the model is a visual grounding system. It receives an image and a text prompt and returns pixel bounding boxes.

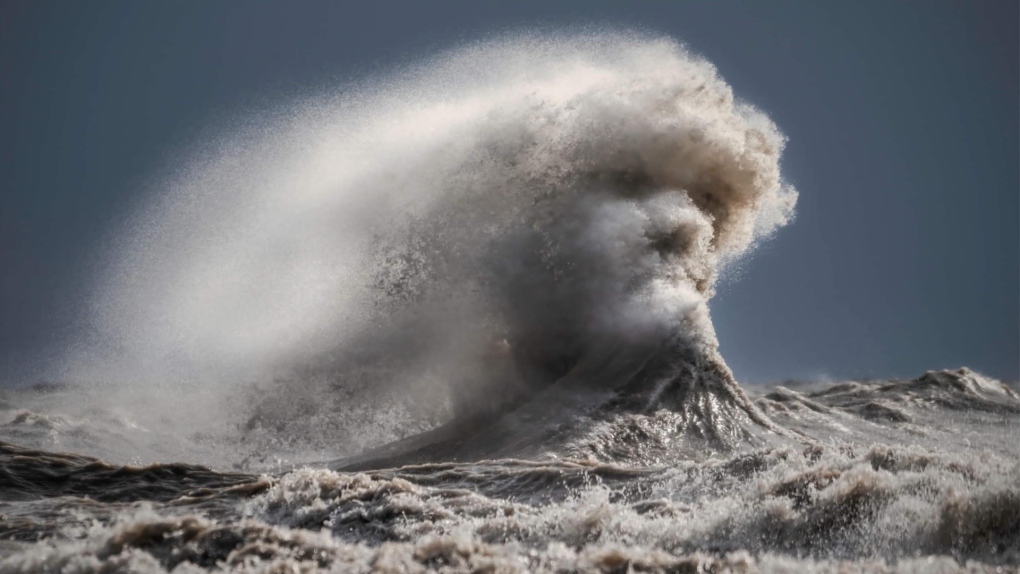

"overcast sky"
[1,1,1016,384]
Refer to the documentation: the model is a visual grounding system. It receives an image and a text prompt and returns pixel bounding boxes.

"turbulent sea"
[1,32,1017,573]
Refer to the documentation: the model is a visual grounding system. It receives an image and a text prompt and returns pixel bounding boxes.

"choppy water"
[2,32,1016,573]
[1,368,1016,572]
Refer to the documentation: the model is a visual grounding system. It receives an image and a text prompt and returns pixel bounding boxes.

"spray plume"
[59,32,797,461]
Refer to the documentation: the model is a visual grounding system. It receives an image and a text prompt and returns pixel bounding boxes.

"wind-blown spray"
[60,32,797,461]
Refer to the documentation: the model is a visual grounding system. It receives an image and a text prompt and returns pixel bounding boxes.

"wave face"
[55,32,796,462]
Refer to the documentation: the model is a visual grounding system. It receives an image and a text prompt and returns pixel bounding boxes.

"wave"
[3,435,1017,569]
[51,31,797,464]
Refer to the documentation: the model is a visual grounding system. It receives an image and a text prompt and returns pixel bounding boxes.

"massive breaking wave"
[56,32,796,463]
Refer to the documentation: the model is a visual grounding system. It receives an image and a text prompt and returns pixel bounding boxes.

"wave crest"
[59,31,797,459]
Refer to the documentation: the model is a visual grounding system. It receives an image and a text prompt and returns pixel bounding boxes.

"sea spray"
[55,32,796,460]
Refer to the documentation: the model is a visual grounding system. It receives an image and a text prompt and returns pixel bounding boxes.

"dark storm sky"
[1,1,1017,384]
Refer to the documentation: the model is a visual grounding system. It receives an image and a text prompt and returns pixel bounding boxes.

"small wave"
[2,439,1016,571]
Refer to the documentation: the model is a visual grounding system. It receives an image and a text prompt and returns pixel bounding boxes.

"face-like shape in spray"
[60,32,796,447]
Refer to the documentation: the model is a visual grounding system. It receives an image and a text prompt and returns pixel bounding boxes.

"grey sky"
[1,1,1016,384]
